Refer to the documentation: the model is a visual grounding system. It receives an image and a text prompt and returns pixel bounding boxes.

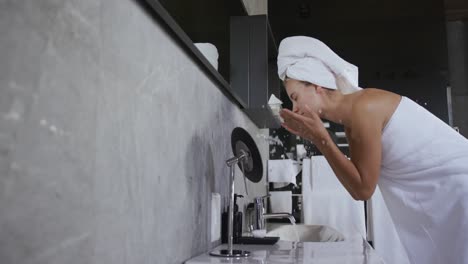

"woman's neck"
[320,92,359,127]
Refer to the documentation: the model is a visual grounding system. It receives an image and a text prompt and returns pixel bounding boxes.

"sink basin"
[266,224,345,242]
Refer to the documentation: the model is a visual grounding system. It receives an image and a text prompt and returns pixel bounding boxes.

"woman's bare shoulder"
[351,88,402,130]
[359,88,400,100]
[355,88,401,108]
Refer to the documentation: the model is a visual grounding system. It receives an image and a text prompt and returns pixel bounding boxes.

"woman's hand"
[279,106,330,144]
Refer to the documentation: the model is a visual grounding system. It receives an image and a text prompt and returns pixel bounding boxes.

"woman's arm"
[319,106,382,200]
[280,103,382,201]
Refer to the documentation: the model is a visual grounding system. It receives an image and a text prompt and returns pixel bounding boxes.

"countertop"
[185,235,385,264]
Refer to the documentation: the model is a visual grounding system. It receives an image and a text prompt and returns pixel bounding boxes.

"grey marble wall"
[0,1,268,263]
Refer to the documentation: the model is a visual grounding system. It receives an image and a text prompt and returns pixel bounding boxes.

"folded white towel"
[370,186,411,264]
[277,36,362,94]
[310,155,344,191]
[269,191,292,214]
[267,159,301,185]
[302,157,366,238]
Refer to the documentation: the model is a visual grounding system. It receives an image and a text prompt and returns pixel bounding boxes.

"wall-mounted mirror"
[157,0,248,82]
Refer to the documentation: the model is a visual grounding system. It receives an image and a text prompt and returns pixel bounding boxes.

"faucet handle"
[254,194,270,202]
[254,195,270,209]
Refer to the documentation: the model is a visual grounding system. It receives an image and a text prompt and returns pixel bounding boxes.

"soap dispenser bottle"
[221,194,244,243]
[233,194,244,242]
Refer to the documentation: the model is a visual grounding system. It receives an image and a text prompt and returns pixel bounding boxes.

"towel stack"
[267,159,301,213]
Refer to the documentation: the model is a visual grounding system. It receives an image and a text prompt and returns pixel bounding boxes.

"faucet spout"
[247,195,298,231]
[263,213,296,225]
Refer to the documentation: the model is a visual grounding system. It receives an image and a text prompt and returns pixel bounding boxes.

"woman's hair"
[284,75,313,86]
[284,75,336,93]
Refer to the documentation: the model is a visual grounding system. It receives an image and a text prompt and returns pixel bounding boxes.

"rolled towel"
[277,36,362,94]
[194,43,219,70]
[268,94,284,123]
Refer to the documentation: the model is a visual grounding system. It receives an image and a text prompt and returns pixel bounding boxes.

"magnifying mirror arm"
[211,151,251,257]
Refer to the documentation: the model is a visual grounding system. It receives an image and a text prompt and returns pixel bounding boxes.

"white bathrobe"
[379,96,468,264]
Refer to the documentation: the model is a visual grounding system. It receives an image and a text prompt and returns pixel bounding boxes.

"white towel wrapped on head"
[277,36,362,94]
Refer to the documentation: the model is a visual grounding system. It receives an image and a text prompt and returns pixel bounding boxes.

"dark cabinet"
[230,15,281,128]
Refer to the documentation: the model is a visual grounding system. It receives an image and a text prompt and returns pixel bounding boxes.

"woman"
[278,36,468,264]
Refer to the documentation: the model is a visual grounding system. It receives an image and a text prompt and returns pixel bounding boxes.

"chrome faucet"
[247,195,296,232]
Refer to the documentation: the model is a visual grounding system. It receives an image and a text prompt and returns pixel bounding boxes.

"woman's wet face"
[283,78,320,115]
